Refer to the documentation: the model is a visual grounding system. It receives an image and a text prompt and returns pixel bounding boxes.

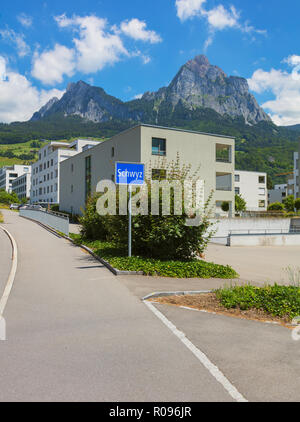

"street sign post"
[115,162,145,257]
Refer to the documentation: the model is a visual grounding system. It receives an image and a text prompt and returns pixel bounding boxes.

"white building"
[30,139,99,204]
[0,164,31,193]
[234,170,268,211]
[293,151,299,199]
[12,171,32,200]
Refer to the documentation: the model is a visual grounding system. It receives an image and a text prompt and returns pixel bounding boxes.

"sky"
[0,0,300,126]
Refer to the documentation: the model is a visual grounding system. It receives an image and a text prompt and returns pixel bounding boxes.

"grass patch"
[0,211,3,223]
[216,284,300,320]
[69,234,238,279]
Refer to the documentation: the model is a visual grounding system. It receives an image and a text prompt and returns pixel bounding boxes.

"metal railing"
[229,228,300,236]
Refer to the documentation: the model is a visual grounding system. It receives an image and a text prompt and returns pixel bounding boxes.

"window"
[111,147,115,157]
[152,169,167,181]
[44,163,46,170]
[85,156,91,200]
[71,163,74,172]
[235,187,240,195]
[216,144,232,163]
[259,200,266,208]
[216,173,232,191]
[152,138,166,156]
[235,174,240,182]
[259,188,265,196]
[55,170,58,178]
[47,161,49,168]
[259,176,265,184]
[51,159,53,166]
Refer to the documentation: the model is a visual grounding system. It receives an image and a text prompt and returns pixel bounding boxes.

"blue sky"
[1,0,300,126]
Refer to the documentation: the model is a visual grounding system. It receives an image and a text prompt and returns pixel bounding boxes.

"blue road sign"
[115,162,145,186]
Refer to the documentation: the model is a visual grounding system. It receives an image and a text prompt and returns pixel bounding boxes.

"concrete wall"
[229,233,300,247]
[211,217,291,238]
[19,209,69,235]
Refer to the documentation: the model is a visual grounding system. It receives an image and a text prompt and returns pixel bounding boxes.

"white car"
[9,203,19,210]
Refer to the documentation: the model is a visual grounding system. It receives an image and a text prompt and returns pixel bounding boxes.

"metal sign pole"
[128,184,132,257]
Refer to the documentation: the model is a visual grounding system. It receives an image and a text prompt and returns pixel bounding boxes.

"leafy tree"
[235,194,246,213]
[295,198,300,212]
[0,190,20,204]
[268,202,285,211]
[283,195,295,213]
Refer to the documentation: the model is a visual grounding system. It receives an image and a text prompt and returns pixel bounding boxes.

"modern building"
[0,164,31,193]
[60,124,235,216]
[234,170,268,211]
[30,139,99,204]
[293,151,299,199]
[11,171,32,201]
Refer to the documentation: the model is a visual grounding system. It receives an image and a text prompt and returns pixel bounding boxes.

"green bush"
[221,201,230,212]
[79,194,108,240]
[216,284,300,319]
[235,194,246,213]
[80,157,216,260]
[268,202,285,211]
[295,198,300,212]
[283,195,295,213]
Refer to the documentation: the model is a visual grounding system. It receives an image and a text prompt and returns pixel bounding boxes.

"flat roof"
[125,123,235,140]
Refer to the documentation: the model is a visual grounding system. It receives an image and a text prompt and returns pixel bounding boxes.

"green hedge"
[70,234,238,279]
[216,285,300,319]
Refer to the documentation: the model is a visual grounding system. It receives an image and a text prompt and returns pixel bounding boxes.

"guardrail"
[229,228,300,235]
[19,208,69,236]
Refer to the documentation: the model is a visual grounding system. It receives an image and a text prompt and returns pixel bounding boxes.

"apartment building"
[60,124,235,216]
[234,170,268,211]
[268,184,288,205]
[0,164,31,193]
[11,171,32,200]
[30,139,99,204]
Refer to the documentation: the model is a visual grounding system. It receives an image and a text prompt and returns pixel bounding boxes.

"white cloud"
[175,0,206,21]
[120,18,162,43]
[17,13,33,28]
[0,56,64,123]
[248,57,300,126]
[175,0,266,49]
[0,28,30,57]
[32,44,75,85]
[55,14,128,74]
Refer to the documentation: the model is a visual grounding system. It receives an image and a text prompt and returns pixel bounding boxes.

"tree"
[294,198,300,212]
[283,195,295,213]
[268,202,285,211]
[235,194,246,213]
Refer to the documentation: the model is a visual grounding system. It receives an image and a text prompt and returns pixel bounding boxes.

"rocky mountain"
[31,55,270,125]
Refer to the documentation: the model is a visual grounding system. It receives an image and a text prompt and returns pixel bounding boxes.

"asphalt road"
[0,210,234,402]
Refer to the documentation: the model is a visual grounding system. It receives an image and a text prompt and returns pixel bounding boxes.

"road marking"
[144,300,248,403]
[0,225,18,316]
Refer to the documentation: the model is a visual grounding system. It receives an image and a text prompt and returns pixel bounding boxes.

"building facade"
[30,139,99,204]
[11,171,32,200]
[293,151,299,199]
[268,184,288,205]
[234,170,268,211]
[60,124,235,216]
[0,164,31,193]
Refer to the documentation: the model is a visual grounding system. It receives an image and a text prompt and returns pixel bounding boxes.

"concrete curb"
[19,215,144,277]
[143,290,213,301]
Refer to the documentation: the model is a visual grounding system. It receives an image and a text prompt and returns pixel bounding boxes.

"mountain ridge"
[31,55,271,126]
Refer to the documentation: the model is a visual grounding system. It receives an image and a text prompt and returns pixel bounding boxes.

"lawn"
[69,234,238,279]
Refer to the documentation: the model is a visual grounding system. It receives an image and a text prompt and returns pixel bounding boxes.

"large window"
[235,174,240,182]
[216,172,232,191]
[259,176,266,184]
[259,200,266,208]
[152,138,166,156]
[216,144,232,163]
[85,156,91,200]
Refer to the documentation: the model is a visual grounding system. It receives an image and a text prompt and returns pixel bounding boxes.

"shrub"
[268,202,284,211]
[295,198,300,212]
[0,190,20,205]
[235,194,246,213]
[79,194,108,240]
[221,201,230,212]
[283,195,295,213]
[216,284,300,319]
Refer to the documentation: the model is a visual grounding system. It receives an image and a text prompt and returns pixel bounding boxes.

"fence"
[19,208,69,236]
